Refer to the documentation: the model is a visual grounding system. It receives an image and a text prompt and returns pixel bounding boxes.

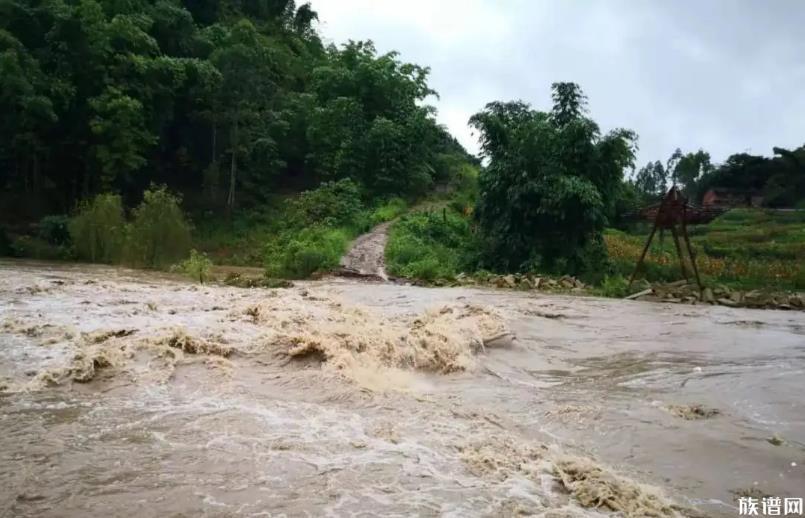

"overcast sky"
[308,0,805,171]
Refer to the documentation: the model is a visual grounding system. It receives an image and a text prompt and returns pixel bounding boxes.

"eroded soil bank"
[1,260,803,517]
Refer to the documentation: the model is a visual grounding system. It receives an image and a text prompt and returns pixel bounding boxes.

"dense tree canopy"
[634,145,805,208]
[0,0,472,220]
[470,82,637,274]
[694,146,805,207]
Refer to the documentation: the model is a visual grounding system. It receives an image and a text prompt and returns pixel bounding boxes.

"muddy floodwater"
[1,260,804,517]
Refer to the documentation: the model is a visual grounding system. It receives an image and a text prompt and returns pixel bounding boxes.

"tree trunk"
[32,152,41,216]
[82,167,91,200]
[211,123,217,164]
[209,122,218,202]
[226,119,238,216]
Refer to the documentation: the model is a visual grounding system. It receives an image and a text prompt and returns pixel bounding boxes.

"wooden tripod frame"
[628,186,703,291]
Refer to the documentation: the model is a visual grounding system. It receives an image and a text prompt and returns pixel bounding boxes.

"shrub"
[128,186,192,268]
[402,256,443,281]
[10,236,72,260]
[447,164,480,215]
[386,210,477,281]
[175,249,213,284]
[69,193,126,263]
[386,233,427,268]
[39,215,71,246]
[266,227,348,279]
[370,197,407,225]
[290,178,364,227]
[599,274,630,298]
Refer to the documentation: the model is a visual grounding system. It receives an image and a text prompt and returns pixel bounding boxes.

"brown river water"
[1,259,803,517]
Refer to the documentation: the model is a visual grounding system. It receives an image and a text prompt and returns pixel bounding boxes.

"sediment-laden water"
[1,260,803,517]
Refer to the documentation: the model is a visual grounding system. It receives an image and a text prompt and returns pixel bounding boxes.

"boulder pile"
[448,273,804,311]
[629,280,805,311]
[453,272,589,292]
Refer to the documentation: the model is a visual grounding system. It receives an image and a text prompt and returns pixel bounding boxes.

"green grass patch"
[193,181,413,279]
[370,197,408,225]
[386,209,478,281]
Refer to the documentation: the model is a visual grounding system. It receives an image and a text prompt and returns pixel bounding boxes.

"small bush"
[266,227,348,279]
[10,236,72,260]
[386,233,427,267]
[175,249,213,284]
[402,256,443,281]
[386,210,477,281]
[39,215,71,246]
[290,179,364,227]
[128,186,192,268]
[370,197,407,225]
[599,275,630,298]
[69,193,126,263]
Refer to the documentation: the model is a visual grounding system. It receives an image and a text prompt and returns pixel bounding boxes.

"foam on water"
[2,260,804,517]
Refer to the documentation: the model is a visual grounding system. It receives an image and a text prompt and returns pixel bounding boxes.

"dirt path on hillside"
[338,202,448,281]
[338,221,392,280]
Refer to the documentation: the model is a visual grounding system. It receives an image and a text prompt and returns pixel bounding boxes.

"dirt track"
[338,221,391,279]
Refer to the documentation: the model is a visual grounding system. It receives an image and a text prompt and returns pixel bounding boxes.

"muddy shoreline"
[1,259,803,516]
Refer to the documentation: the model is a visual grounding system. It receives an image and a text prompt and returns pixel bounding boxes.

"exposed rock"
[666,404,720,420]
[624,280,803,311]
[503,274,516,288]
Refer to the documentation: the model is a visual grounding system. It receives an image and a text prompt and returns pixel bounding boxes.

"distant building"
[702,188,763,208]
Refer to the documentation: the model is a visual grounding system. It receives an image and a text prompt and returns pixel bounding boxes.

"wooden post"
[681,205,703,291]
[629,219,659,289]
[629,191,671,288]
[670,226,689,281]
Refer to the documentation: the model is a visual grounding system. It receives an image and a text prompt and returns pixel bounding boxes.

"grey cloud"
[310,0,805,168]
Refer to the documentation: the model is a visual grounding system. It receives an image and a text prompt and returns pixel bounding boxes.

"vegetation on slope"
[607,209,805,291]
[1,1,801,294]
[0,0,474,221]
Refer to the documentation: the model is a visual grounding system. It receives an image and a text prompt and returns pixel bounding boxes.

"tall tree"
[672,149,712,195]
[471,83,636,274]
[634,160,666,197]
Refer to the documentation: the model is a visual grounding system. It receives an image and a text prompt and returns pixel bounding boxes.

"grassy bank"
[194,181,409,278]
[2,181,410,281]
[386,208,478,281]
[385,206,805,295]
[606,209,805,291]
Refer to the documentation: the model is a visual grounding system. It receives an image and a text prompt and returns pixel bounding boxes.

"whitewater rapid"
[1,260,803,517]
